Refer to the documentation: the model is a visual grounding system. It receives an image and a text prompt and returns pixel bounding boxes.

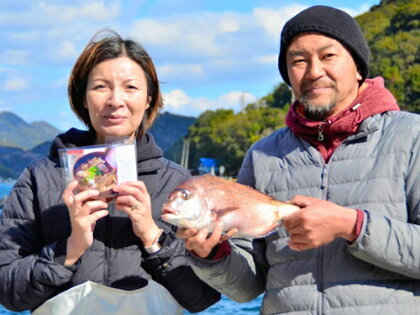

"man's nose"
[306,59,325,79]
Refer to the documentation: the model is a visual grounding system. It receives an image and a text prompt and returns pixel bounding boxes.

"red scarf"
[286,77,400,162]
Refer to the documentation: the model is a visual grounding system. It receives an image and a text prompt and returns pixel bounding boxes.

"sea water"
[0,295,262,315]
[0,182,262,314]
[191,295,262,314]
[0,182,13,200]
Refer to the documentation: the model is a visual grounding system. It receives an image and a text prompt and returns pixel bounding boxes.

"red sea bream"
[161,175,299,238]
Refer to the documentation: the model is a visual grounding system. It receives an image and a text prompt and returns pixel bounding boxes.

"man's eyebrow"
[287,43,336,57]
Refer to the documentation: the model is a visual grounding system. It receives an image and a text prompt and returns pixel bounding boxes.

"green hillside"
[357,0,420,112]
[186,0,419,175]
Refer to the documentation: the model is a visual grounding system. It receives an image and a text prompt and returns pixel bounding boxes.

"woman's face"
[85,56,150,143]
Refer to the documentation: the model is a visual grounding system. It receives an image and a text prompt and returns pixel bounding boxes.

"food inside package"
[60,142,137,197]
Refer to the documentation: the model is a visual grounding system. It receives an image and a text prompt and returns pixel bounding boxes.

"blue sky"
[0,0,380,130]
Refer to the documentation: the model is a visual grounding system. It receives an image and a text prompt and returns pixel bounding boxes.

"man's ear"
[356,69,363,82]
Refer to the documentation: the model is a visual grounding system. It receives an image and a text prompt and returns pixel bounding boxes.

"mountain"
[0,144,50,179]
[356,0,420,112]
[150,112,196,154]
[0,111,196,180]
[0,111,61,149]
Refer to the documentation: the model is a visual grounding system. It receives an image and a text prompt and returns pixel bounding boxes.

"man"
[178,5,420,314]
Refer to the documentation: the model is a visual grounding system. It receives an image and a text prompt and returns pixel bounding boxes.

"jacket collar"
[285,77,400,162]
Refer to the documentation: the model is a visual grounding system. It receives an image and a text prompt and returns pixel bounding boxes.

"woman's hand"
[62,181,109,265]
[113,181,161,247]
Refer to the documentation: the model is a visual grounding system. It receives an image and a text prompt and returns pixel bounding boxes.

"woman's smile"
[103,114,127,125]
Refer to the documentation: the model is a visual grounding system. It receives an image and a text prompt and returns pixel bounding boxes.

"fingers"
[206,224,224,244]
[113,181,151,214]
[62,181,79,207]
[287,195,314,208]
[90,209,109,222]
[113,181,148,197]
[180,225,224,258]
[114,194,144,212]
[287,240,307,251]
[220,228,238,242]
[176,227,198,239]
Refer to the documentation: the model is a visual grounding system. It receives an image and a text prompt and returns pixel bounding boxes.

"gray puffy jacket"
[0,128,220,312]
[190,111,420,314]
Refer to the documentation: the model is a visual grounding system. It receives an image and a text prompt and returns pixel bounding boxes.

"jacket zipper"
[104,204,113,285]
[317,164,329,314]
[317,124,324,141]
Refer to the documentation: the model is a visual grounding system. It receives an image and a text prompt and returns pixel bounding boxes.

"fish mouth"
[161,207,180,216]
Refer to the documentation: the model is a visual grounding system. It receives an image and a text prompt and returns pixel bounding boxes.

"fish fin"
[213,207,240,215]
[210,210,218,222]
[250,224,281,239]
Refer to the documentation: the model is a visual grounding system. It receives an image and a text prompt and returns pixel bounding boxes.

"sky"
[0,0,380,131]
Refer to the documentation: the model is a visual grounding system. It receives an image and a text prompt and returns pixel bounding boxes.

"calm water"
[0,181,28,315]
[0,182,13,200]
[0,182,262,314]
[0,295,262,314]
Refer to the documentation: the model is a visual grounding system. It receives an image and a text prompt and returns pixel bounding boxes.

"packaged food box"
[60,142,137,197]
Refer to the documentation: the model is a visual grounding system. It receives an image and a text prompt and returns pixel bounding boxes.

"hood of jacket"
[285,76,400,162]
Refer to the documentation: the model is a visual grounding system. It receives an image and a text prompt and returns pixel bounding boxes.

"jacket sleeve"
[141,229,221,313]
[184,149,268,303]
[349,128,420,279]
[188,237,268,303]
[0,168,75,312]
[140,163,220,313]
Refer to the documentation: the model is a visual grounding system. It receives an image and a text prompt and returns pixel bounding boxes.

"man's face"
[286,32,362,120]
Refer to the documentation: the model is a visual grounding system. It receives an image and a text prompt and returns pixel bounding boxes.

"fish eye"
[180,190,191,200]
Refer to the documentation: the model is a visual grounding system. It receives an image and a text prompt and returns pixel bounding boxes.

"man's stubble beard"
[300,93,337,121]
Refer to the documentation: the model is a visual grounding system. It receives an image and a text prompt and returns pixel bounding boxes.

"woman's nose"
[107,88,124,107]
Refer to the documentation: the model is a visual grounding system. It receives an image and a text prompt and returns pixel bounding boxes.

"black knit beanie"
[278,5,370,85]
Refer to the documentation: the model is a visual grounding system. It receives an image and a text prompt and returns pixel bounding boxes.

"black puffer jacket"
[0,128,220,312]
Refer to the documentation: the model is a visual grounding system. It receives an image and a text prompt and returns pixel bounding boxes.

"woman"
[0,30,220,313]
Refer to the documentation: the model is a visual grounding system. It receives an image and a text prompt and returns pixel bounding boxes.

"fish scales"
[161,174,299,238]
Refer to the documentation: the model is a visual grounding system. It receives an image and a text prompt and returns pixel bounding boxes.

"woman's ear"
[146,96,152,109]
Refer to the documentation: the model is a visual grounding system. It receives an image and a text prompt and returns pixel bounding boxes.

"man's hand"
[283,195,358,251]
[177,225,237,258]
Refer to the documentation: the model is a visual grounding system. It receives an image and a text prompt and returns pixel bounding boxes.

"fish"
[161,174,299,238]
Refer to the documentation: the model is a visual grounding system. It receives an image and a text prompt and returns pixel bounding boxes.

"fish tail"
[276,204,299,221]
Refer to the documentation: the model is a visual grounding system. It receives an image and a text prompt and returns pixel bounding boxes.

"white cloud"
[37,1,120,23]
[255,53,278,65]
[4,77,28,91]
[163,89,257,116]
[58,110,85,131]
[130,11,243,56]
[253,5,307,39]
[1,50,29,66]
[53,75,70,88]
[0,1,380,125]
[0,1,120,28]
[158,63,205,80]
[55,41,78,60]
[6,31,41,42]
